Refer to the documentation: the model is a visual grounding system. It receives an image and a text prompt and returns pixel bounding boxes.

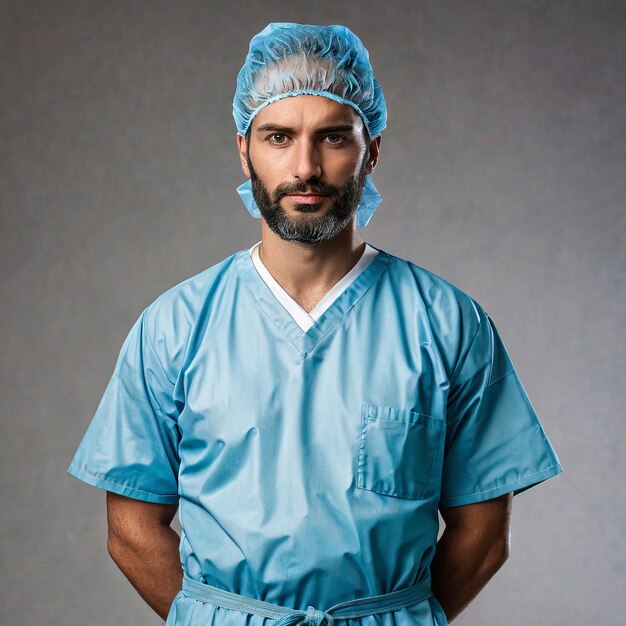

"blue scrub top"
[68,245,562,626]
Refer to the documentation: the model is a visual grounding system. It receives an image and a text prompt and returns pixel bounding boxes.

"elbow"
[106,525,140,566]
[106,528,125,564]
[488,535,510,573]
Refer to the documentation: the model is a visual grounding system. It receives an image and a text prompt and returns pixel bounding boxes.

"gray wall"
[1,1,624,624]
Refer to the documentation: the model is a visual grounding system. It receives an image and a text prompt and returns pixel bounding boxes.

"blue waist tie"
[181,575,433,625]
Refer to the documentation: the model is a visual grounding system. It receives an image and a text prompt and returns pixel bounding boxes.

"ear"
[236,133,251,178]
[365,135,381,175]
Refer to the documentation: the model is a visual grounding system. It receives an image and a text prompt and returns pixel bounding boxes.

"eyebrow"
[255,123,355,134]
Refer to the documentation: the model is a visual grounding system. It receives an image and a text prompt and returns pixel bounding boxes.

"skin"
[106,492,181,621]
[236,94,381,312]
[432,493,512,621]
[106,94,513,622]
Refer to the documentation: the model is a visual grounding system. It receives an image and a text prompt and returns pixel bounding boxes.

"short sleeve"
[439,301,562,508]
[67,308,181,504]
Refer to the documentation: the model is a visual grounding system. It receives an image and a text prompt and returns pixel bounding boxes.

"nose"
[290,140,322,181]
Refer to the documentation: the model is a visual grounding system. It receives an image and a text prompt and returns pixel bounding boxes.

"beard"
[246,151,367,244]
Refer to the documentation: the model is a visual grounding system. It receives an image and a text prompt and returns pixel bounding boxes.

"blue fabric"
[236,175,382,229]
[67,245,562,626]
[180,573,432,624]
[233,23,387,138]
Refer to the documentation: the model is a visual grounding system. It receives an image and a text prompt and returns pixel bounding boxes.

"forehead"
[251,95,364,132]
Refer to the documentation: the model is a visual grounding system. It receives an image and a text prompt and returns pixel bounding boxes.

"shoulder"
[379,247,486,327]
[139,249,246,377]
[377,247,489,376]
[145,250,243,322]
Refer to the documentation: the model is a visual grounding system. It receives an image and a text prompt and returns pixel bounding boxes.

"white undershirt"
[248,241,379,332]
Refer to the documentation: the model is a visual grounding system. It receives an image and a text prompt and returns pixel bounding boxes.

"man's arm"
[106,491,183,621]
[430,492,512,623]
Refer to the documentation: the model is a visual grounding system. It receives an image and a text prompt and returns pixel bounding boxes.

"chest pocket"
[356,403,445,500]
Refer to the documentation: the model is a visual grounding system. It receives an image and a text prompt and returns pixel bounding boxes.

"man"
[68,23,562,625]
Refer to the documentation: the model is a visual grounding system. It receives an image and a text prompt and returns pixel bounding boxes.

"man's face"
[237,95,377,244]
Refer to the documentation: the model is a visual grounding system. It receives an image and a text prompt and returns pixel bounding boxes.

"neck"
[257,221,366,298]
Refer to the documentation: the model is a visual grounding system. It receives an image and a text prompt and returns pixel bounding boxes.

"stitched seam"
[69,462,178,498]
[234,256,306,356]
[357,403,443,500]
[304,258,392,359]
[143,304,177,387]
[487,369,515,388]
[440,463,562,503]
[449,296,483,382]
[110,372,170,420]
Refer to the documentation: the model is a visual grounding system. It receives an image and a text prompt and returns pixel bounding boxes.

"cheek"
[254,167,282,193]
[249,148,286,185]
[331,143,367,170]
[330,154,364,182]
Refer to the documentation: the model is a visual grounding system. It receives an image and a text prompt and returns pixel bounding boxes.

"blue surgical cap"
[233,22,387,229]
[233,22,387,138]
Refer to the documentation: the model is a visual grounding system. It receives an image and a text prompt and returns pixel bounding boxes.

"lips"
[286,193,329,204]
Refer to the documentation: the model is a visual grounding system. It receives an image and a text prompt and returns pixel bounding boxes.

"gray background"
[1,1,624,624]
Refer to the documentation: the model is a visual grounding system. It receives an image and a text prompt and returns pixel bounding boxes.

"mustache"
[275,181,337,198]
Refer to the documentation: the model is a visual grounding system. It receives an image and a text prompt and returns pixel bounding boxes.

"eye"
[324,134,346,144]
[267,133,288,144]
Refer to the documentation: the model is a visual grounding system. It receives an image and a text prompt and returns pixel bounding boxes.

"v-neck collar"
[234,243,392,357]
[249,241,380,332]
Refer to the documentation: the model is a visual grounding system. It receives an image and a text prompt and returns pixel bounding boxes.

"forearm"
[430,525,509,622]
[107,522,183,621]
